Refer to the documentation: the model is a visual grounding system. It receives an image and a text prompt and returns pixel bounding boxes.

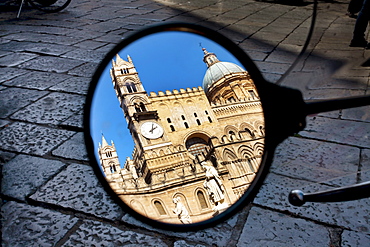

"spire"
[202,48,219,68]
[116,54,124,65]
[127,55,133,64]
[101,133,109,147]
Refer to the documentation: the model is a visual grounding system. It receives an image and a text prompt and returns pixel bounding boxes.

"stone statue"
[172,197,192,224]
[201,161,225,206]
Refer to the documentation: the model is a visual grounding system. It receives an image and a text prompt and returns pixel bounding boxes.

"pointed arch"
[238,145,254,159]
[253,142,265,157]
[238,145,257,173]
[222,148,237,161]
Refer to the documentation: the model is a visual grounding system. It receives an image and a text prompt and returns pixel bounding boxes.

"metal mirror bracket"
[289,181,370,206]
[288,95,370,206]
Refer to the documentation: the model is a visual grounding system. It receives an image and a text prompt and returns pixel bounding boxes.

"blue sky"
[90,31,245,168]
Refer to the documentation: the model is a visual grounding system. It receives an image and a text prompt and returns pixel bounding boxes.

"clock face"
[140,121,164,139]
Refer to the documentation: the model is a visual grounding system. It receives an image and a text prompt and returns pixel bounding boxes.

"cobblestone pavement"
[1,0,369,246]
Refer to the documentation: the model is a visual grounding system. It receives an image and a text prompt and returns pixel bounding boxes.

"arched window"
[229,131,236,141]
[139,102,146,112]
[154,201,166,215]
[208,116,212,123]
[194,113,197,117]
[196,119,201,125]
[109,164,116,173]
[167,118,172,123]
[170,125,175,131]
[134,103,141,113]
[186,137,209,157]
[125,82,137,93]
[181,115,186,120]
[197,191,208,209]
[121,68,130,74]
[125,83,133,93]
[184,122,189,128]
[228,96,235,102]
[244,128,254,139]
[249,90,257,99]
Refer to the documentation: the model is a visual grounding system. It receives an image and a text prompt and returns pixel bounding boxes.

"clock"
[140,121,164,139]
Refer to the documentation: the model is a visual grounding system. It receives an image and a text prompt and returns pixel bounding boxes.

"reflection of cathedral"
[98,48,264,224]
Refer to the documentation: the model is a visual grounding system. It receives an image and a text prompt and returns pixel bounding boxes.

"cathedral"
[98,48,265,224]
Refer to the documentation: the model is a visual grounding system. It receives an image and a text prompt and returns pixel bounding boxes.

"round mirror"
[85,23,270,230]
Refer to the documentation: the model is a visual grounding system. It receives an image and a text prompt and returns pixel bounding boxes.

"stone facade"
[98,49,264,224]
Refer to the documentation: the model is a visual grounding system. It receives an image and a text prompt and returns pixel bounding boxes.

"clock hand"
[149,123,156,134]
[149,125,158,134]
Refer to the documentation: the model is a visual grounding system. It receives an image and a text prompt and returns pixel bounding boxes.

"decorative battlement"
[211,100,263,118]
[149,86,204,100]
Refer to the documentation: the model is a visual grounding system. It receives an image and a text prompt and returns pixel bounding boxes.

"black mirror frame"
[83,22,302,231]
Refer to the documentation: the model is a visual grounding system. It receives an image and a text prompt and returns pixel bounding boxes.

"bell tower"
[110,54,170,182]
[110,54,165,144]
[110,54,151,121]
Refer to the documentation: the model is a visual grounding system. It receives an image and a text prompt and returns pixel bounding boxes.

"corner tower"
[98,134,120,175]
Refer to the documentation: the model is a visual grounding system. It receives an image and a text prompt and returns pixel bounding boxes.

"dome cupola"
[201,48,245,92]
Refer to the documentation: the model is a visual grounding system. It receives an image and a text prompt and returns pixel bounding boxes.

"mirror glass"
[89,30,265,225]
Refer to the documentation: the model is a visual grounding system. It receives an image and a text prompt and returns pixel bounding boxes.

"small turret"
[98,134,121,175]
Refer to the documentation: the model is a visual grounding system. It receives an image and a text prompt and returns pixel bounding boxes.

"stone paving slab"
[271,136,361,184]
[1,201,79,247]
[342,230,370,247]
[2,154,66,201]
[60,109,84,129]
[17,55,86,73]
[49,76,90,95]
[237,206,330,247]
[0,67,27,82]
[0,122,75,155]
[61,48,107,63]
[3,71,71,90]
[52,132,88,161]
[0,52,38,67]
[342,105,370,123]
[67,61,99,77]
[1,32,85,46]
[10,92,85,125]
[120,209,244,247]
[62,220,169,246]
[301,116,370,149]
[30,163,124,220]
[0,87,48,118]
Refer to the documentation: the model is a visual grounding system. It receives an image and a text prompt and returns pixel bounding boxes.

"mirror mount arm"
[305,95,370,115]
[288,181,370,206]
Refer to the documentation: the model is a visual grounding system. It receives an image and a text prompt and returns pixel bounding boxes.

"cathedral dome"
[202,61,245,91]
